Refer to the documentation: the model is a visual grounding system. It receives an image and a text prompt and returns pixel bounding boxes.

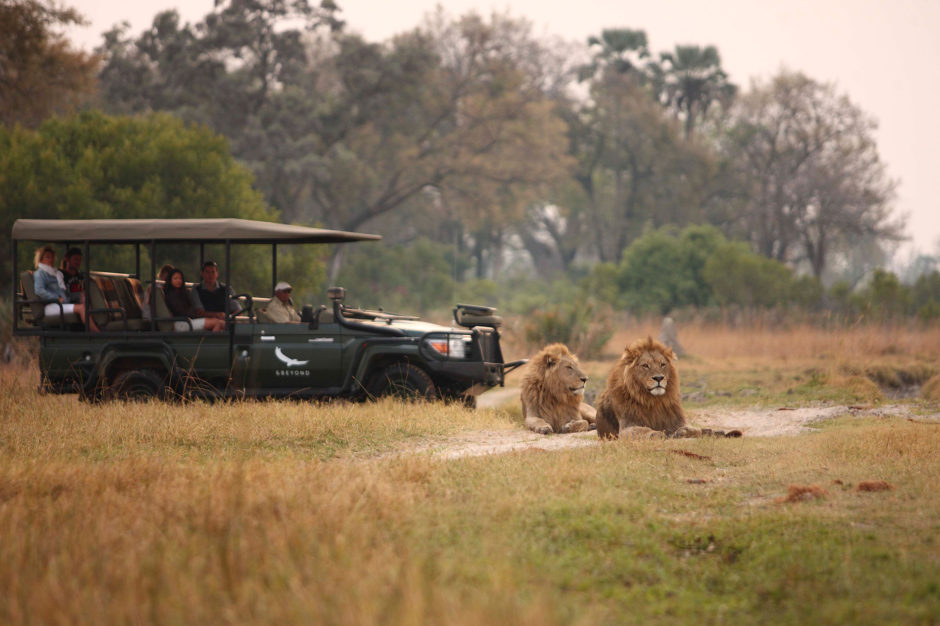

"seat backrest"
[128,277,145,304]
[153,285,179,331]
[87,276,125,328]
[19,270,40,324]
[114,277,144,320]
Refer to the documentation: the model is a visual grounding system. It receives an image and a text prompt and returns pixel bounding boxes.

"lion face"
[596,337,685,438]
[523,343,589,403]
[553,356,588,397]
[630,349,671,396]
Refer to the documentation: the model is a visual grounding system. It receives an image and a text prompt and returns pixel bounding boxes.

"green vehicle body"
[13,218,524,403]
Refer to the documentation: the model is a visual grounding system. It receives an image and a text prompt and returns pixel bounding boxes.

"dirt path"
[401,389,920,460]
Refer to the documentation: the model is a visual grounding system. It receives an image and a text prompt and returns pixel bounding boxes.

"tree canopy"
[0,111,277,289]
[0,0,98,128]
[2,2,918,317]
[721,71,903,278]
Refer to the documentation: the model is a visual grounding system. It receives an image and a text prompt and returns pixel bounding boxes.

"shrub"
[703,242,794,308]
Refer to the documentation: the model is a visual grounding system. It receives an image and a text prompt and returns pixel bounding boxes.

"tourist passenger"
[33,245,97,331]
[142,263,174,321]
[59,247,84,301]
[163,268,225,332]
[191,260,241,320]
[261,281,301,323]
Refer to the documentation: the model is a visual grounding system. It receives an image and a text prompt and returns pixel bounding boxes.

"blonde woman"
[33,245,97,330]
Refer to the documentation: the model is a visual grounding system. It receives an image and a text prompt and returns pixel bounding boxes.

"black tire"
[107,369,167,401]
[367,362,437,401]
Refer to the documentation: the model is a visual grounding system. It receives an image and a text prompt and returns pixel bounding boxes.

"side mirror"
[327,286,345,302]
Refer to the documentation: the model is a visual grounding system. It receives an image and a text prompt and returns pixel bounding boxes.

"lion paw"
[534,424,553,435]
[561,420,589,433]
[672,426,701,438]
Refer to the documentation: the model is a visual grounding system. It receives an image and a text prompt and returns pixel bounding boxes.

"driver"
[261,281,301,323]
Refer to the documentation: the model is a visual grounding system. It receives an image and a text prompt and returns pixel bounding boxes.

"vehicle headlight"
[426,334,470,359]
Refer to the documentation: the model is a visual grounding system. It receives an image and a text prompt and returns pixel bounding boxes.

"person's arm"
[189,284,205,313]
[33,271,62,301]
[227,285,243,315]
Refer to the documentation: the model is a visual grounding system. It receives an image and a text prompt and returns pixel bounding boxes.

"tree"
[311,11,573,278]
[723,71,903,278]
[0,111,277,291]
[613,225,726,313]
[649,44,736,139]
[0,0,98,128]
[579,28,650,81]
[563,72,720,264]
[97,6,572,280]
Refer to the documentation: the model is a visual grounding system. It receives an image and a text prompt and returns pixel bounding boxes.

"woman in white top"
[32,245,97,330]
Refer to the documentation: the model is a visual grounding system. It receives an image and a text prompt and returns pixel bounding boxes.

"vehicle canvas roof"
[12,218,381,244]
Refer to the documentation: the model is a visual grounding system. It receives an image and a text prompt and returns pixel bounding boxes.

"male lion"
[596,337,740,439]
[521,343,597,434]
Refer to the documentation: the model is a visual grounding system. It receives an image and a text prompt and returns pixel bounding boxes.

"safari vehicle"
[12,218,524,404]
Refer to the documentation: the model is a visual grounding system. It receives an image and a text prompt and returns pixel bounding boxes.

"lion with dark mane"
[521,343,597,434]
[596,337,740,439]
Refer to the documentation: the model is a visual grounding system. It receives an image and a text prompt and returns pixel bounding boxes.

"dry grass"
[599,318,940,361]
[1,323,939,625]
[570,320,940,408]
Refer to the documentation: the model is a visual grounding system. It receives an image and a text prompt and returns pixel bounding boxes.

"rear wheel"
[107,369,167,401]
[367,362,437,401]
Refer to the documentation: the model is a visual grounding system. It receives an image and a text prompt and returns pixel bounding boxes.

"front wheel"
[366,362,437,401]
[107,369,167,401]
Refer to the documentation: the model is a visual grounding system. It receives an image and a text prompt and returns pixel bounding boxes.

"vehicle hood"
[355,318,458,336]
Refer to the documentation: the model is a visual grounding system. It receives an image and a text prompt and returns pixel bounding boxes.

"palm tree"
[651,45,736,139]
[579,28,650,82]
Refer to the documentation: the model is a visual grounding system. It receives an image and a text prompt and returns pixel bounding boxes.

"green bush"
[858,269,910,321]
[703,241,794,308]
[911,271,940,316]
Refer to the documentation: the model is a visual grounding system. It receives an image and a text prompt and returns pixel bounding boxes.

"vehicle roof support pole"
[149,240,157,330]
[11,239,17,333]
[83,241,90,333]
[225,239,233,367]
[272,244,277,293]
[135,244,141,279]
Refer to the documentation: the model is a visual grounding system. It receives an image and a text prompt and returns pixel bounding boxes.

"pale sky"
[66,0,940,259]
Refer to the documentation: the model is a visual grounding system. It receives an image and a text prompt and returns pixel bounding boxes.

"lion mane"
[596,336,688,439]
[520,343,597,434]
[595,337,742,439]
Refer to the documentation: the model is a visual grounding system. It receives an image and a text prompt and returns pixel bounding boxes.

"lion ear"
[544,356,556,368]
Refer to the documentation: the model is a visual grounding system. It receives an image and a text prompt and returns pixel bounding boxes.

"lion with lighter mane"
[596,337,740,439]
[521,343,597,434]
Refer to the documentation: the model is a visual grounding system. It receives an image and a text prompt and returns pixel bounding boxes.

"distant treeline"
[1,0,927,318]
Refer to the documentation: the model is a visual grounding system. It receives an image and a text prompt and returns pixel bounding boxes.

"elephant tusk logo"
[275,346,309,367]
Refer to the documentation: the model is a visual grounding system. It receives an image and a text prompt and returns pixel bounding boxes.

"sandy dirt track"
[401,390,921,460]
